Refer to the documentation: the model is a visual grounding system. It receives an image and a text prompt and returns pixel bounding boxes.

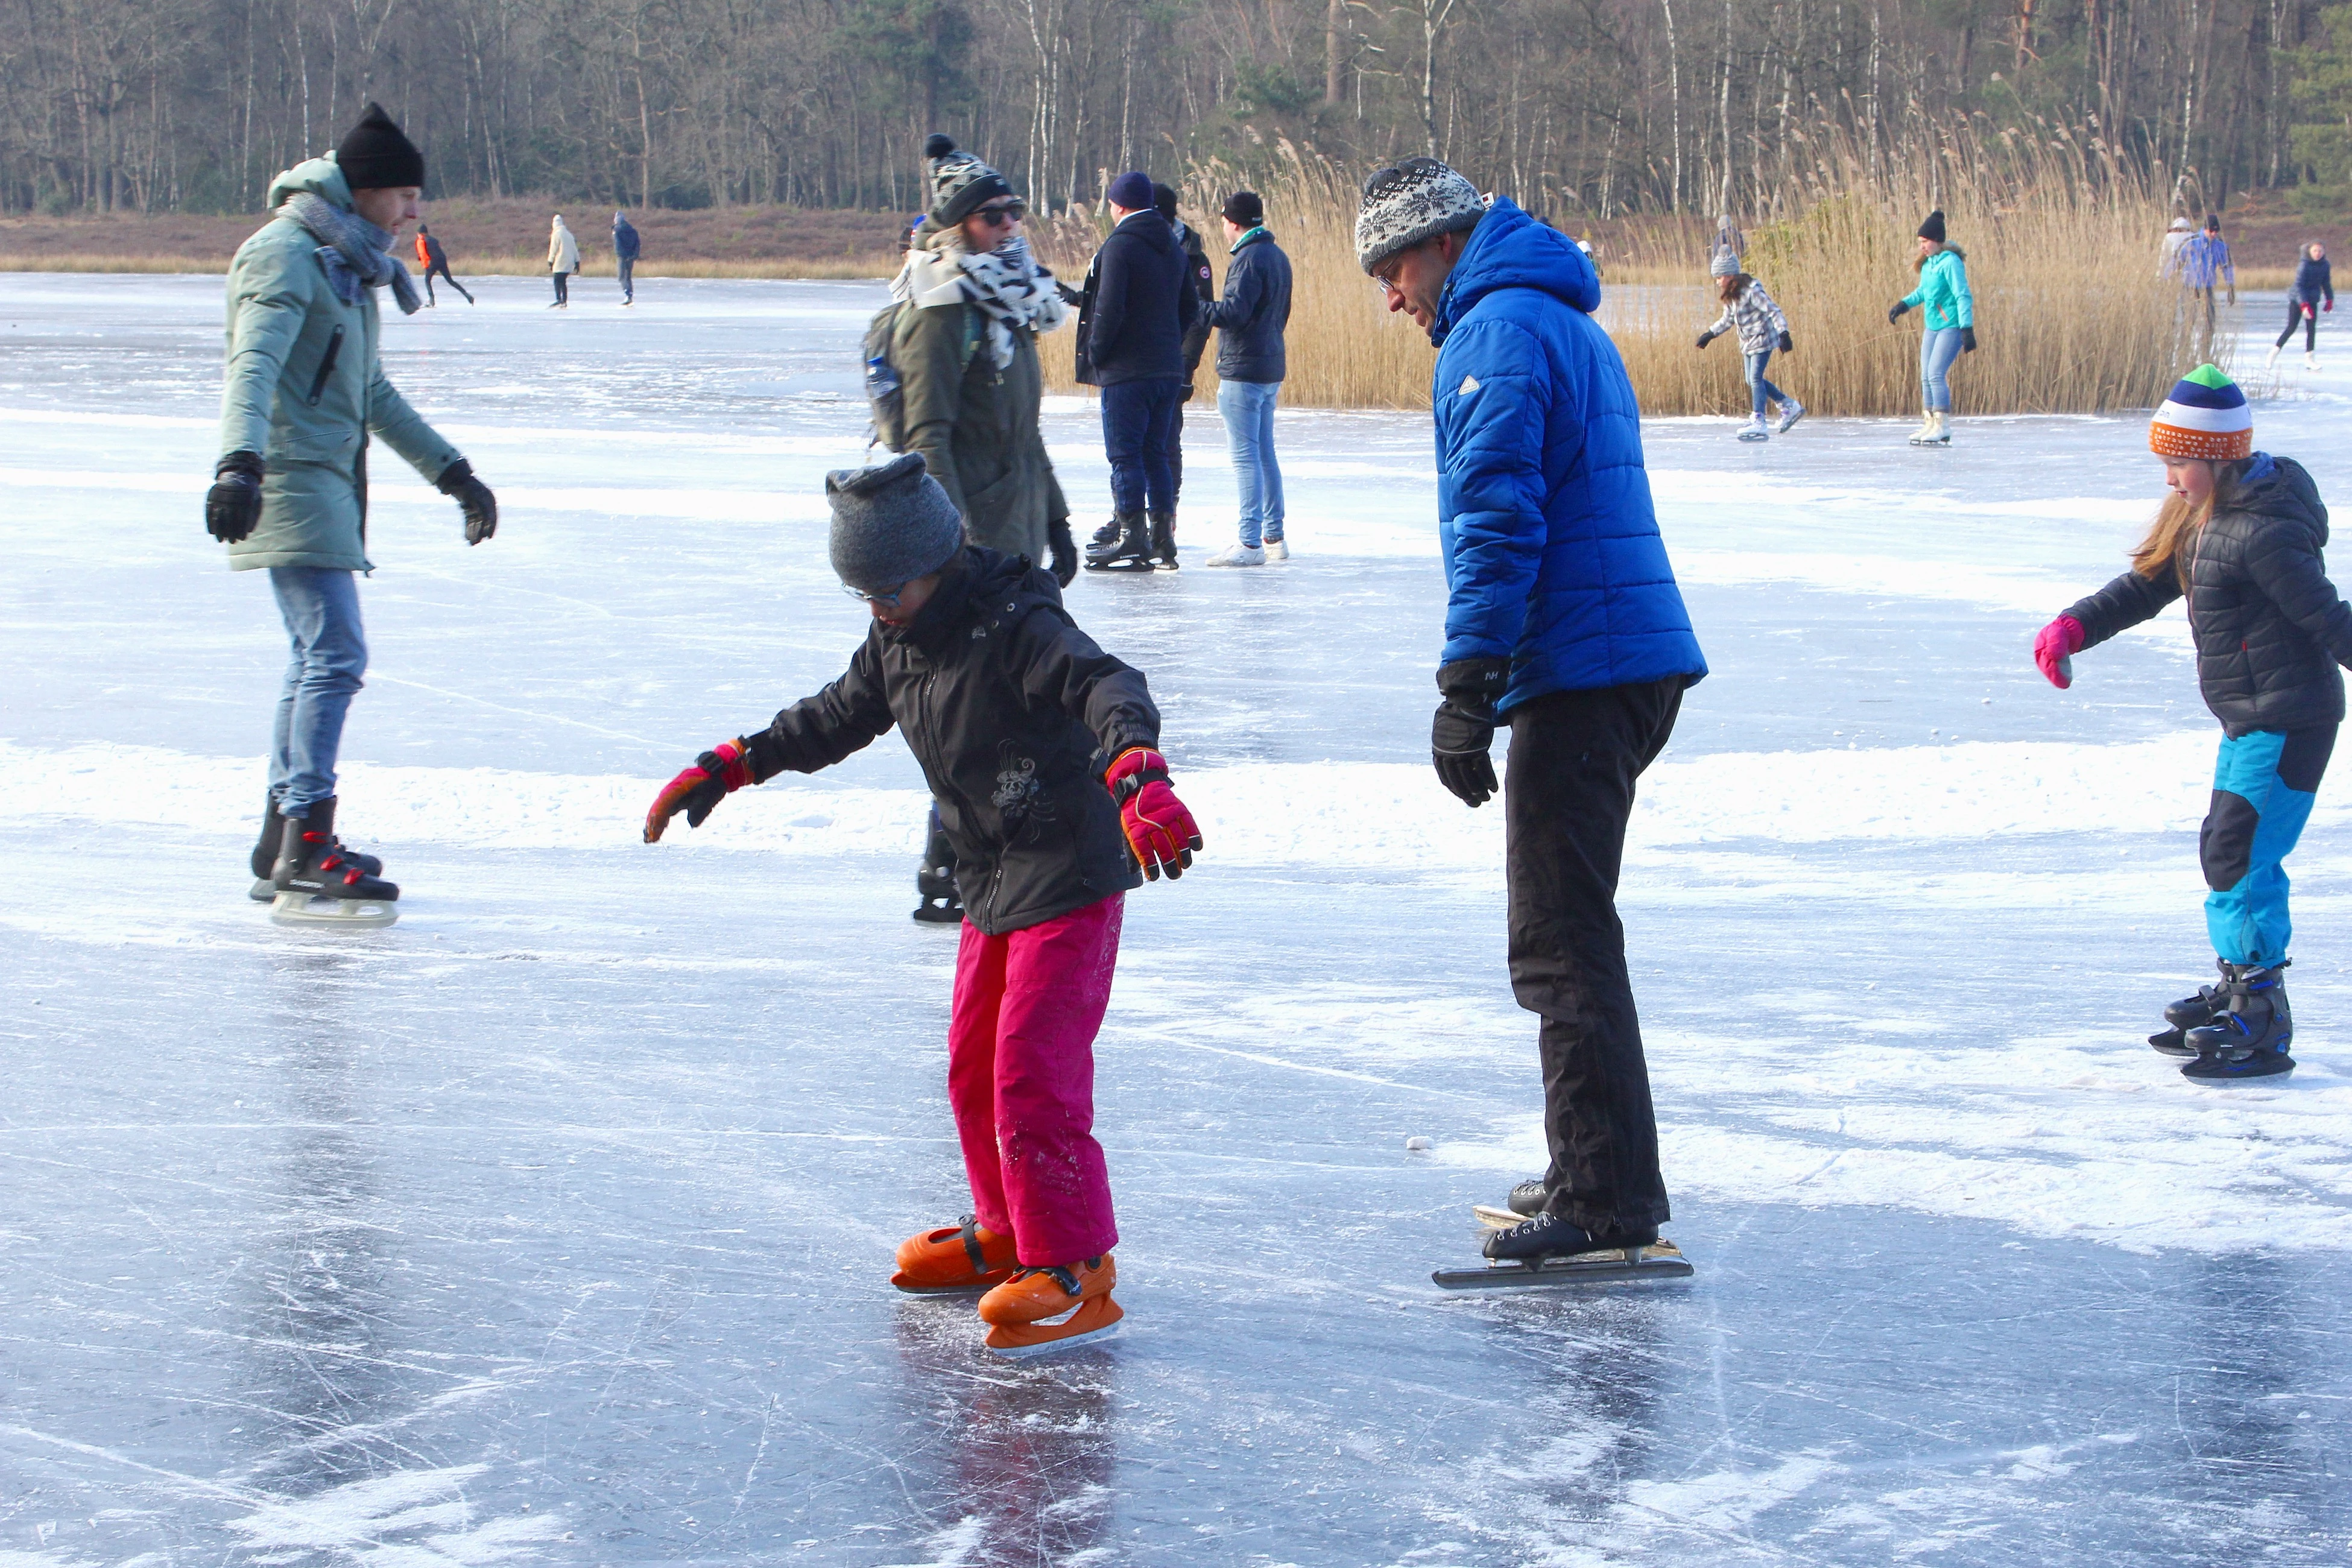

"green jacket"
[896,301,1068,565]
[1899,247,1975,332]
[217,157,461,572]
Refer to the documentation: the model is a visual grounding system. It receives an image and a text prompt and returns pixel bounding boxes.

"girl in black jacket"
[643,455,1203,1353]
[2265,242,2333,371]
[2034,365,2348,1081]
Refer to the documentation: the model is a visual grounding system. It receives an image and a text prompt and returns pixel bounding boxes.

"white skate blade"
[270,890,398,929]
[1472,1203,1523,1230]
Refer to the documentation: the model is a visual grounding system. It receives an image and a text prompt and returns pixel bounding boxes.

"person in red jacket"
[413,223,472,306]
[644,454,1202,1355]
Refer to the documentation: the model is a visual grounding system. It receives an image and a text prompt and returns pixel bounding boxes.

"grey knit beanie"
[826,454,966,594]
[1356,157,1486,274]
[1709,249,1741,278]
[922,133,1014,227]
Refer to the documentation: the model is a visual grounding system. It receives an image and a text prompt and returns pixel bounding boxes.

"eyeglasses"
[974,200,1028,227]
[1371,265,1404,298]
[842,581,905,608]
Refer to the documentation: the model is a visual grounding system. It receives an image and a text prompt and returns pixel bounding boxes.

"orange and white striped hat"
[2149,364,2252,461]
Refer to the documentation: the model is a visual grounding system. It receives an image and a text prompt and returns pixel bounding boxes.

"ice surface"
[5,275,2352,1564]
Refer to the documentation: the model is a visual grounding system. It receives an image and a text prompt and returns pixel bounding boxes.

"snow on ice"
[4,274,2352,1564]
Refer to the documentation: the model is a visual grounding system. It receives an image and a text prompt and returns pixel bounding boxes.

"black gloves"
[1693,330,1716,350]
[1777,329,1794,353]
[437,458,498,545]
[1048,518,1079,588]
[1432,656,1510,808]
[1960,326,1978,353]
[206,451,264,543]
[1888,300,1911,324]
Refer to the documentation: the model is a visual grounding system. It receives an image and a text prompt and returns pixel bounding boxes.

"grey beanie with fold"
[827,453,966,594]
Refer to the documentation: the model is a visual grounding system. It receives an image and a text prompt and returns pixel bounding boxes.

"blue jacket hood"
[1433,198,1599,346]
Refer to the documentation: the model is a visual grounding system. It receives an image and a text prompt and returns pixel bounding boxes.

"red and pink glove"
[2034,616,2084,690]
[645,739,753,842]
[1105,747,1202,881]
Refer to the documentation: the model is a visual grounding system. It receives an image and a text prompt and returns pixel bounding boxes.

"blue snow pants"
[2201,725,2336,965]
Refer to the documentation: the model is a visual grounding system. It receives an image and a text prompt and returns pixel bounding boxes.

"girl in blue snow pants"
[2033,363,2350,1081]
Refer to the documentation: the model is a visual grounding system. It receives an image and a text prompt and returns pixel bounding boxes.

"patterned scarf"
[279,191,421,316]
[891,223,1066,369]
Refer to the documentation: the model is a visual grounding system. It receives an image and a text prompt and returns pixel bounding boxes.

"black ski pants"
[423,261,473,306]
[2274,298,2319,353]
[1505,675,1684,1234]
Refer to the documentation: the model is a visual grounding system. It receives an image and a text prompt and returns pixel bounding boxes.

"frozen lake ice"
[4,273,2352,1564]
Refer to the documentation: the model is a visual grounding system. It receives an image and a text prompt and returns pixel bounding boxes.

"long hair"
[2131,457,2249,585]
[1913,240,1965,274]
[1717,271,1751,302]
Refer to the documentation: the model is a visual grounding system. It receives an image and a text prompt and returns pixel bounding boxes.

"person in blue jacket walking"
[612,210,641,305]
[1358,156,1709,1266]
[1887,208,1975,447]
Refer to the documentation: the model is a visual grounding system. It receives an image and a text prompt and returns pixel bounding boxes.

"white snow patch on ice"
[1619,1454,1842,1534]
[224,1464,562,1564]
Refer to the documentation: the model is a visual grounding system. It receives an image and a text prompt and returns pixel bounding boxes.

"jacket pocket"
[305,325,346,407]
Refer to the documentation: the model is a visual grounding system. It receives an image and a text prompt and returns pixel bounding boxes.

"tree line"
[5,0,2349,220]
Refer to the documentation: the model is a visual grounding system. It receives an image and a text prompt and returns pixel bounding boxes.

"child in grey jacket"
[1696,253,1803,440]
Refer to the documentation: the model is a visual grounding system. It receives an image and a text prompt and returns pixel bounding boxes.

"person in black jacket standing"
[1082,171,1201,572]
[2034,365,2350,1081]
[1200,191,1292,566]
[645,453,1203,1354]
[1158,183,1216,545]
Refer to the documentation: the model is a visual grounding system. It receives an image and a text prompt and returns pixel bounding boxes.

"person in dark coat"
[1200,190,1292,566]
[1080,171,1201,572]
[412,223,473,306]
[1157,183,1216,540]
[612,210,640,304]
[2266,242,2333,370]
[643,454,1202,1355]
[1361,156,1707,1265]
[2035,366,2347,1081]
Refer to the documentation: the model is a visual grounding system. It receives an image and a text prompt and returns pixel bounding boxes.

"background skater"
[1696,250,1801,441]
[413,222,473,305]
[1359,157,1707,1270]
[1200,189,1292,566]
[1081,171,1201,572]
[205,103,499,926]
[612,209,640,304]
[642,454,1201,1355]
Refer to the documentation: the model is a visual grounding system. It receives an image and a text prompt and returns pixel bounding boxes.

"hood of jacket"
[1113,209,1178,259]
[889,547,1055,659]
[1432,197,1599,346]
[265,157,355,213]
[2228,452,2328,542]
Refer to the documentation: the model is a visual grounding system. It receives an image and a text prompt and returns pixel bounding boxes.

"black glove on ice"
[206,451,264,544]
[1432,656,1510,809]
[1887,300,1911,324]
[1777,329,1794,353]
[1048,518,1079,588]
[1694,330,1716,350]
[438,458,498,544]
[1960,326,1978,353]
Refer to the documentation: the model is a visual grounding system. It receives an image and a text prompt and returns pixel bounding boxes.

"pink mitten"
[2034,616,2084,690]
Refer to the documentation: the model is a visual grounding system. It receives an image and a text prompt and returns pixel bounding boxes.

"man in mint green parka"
[205,102,499,919]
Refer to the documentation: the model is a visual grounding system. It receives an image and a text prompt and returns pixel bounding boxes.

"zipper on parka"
[305,325,346,407]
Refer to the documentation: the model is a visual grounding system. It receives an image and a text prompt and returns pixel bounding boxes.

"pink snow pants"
[948,893,1123,1266]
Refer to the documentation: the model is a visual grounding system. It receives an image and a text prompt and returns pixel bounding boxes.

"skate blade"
[1472,1204,1525,1230]
[270,890,398,928]
[984,1295,1123,1357]
[2182,1054,2295,1082]
[1737,431,1769,442]
[891,1271,1014,1296]
[1433,1241,1693,1291]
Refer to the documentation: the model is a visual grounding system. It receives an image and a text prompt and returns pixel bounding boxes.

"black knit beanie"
[1222,190,1264,227]
[922,133,1014,226]
[336,102,425,191]
[1916,208,1947,244]
[1153,183,1180,223]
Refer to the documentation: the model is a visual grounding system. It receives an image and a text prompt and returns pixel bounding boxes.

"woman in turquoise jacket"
[1888,208,1976,447]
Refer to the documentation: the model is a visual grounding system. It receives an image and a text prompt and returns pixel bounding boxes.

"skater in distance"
[642,452,1202,1355]
[1199,188,1294,566]
[2035,365,2345,1081]
[1695,250,1803,441]
[1887,209,1975,447]
[1079,170,1202,572]
[1362,157,1707,1275]
[204,102,499,929]
[2265,243,2331,373]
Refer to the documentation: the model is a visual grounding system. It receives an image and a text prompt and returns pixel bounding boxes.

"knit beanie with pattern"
[922,134,1014,227]
[336,103,425,191]
[2149,364,2252,461]
[827,454,967,594]
[1355,157,1485,274]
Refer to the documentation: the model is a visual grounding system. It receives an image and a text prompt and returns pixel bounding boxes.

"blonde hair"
[2131,457,2246,584]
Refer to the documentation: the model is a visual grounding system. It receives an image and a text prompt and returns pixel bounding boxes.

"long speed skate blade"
[984,1295,1123,1357]
[1433,1241,1693,1291]
[270,890,398,929]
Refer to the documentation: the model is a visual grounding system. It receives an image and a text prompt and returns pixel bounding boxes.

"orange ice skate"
[891,1216,1019,1294]
[976,1254,1122,1356]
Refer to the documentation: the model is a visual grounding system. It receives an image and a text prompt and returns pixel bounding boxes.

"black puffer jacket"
[1086,210,1201,385]
[743,547,1157,933]
[2067,455,2352,736]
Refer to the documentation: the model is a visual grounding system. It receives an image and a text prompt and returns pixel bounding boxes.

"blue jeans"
[1919,327,1964,412]
[2203,727,2335,965]
[1216,378,1285,548]
[268,566,368,814]
[1101,378,1181,514]
[1742,350,1788,419]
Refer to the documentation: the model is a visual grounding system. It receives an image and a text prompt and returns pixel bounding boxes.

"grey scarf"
[279,191,422,316]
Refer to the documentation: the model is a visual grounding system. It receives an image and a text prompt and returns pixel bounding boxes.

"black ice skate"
[248,792,382,901]
[2149,963,2230,1057]
[1084,511,1155,572]
[1148,510,1180,569]
[270,797,399,928]
[2181,960,2294,1081]
[1434,1212,1692,1290]
[912,825,963,925]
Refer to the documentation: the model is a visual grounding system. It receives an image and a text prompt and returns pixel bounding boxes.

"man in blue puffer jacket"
[1360,157,1708,1265]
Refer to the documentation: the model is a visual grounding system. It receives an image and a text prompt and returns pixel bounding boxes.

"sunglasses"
[973,200,1028,227]
[841,581,906,608]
